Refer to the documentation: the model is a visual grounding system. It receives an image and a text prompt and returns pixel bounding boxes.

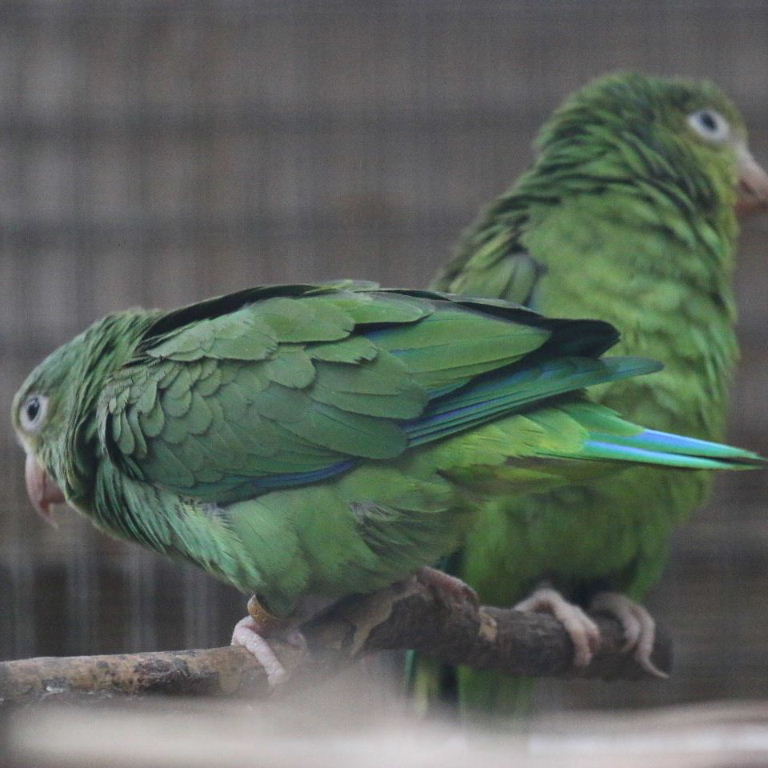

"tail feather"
[406,355,660,447]
[579,429,764,470]
[613,428,763,461]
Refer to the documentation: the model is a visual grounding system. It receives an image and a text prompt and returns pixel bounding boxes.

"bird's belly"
[463,463,713,605]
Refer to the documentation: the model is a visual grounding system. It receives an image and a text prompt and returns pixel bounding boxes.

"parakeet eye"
[20,394,48,432]
[687,109,730,143]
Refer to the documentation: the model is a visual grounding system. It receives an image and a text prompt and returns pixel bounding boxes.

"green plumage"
[425,72,760,714]
[13,283,759,624]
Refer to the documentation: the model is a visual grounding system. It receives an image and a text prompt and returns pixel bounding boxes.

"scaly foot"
[590,591,668,678]
[231,615,289,687]
[514,585,600,668]
[416,566,479,608]
[230,594,306,687]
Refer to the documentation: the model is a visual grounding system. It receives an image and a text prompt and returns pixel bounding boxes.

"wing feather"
[99,285,622,502]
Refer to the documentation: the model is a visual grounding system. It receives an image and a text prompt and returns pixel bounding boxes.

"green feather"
[418,71,760,716]
[12,278,761,636]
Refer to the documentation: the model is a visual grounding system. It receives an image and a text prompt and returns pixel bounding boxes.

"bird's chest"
[530,217,737,440]
[520,464,712,595]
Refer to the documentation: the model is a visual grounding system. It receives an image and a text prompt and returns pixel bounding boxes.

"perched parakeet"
[424,73,768,713]
[13,283,761,682]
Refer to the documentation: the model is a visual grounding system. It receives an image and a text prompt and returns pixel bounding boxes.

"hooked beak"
[735,146,768,218]
[25,453,66,526]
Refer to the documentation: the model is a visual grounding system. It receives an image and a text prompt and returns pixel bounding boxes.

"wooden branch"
[0,578,671,705]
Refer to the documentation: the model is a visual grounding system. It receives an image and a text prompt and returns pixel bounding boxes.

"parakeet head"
[536,72,768,218]
[12,310,156,522]
[13,337,80,522]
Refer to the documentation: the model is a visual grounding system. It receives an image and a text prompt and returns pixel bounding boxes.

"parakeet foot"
[514,586,600,668]
[230,594,307,687]
[590,591,668,679]
[417,566,479,608]
[231,616,288,687]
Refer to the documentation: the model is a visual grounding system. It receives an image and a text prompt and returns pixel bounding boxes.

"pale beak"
[735,146,768,218]
[25,452,66,526]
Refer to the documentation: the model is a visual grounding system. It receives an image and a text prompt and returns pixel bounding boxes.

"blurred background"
[1,0,767,714]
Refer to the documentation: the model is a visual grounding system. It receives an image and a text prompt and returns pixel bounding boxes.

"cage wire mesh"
[1,0,767,712]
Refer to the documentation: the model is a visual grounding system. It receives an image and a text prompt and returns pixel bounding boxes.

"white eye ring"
[687,109,731,143]
[20,394,48,433]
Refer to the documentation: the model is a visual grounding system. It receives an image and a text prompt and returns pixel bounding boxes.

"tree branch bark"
[0,578,671,706]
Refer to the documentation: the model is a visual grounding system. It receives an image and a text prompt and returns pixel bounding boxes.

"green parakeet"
[424,72,768,713]
[13,283,761,683]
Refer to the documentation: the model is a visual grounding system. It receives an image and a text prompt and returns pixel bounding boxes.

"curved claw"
[514,586,600,668]
[590,591,669,679]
